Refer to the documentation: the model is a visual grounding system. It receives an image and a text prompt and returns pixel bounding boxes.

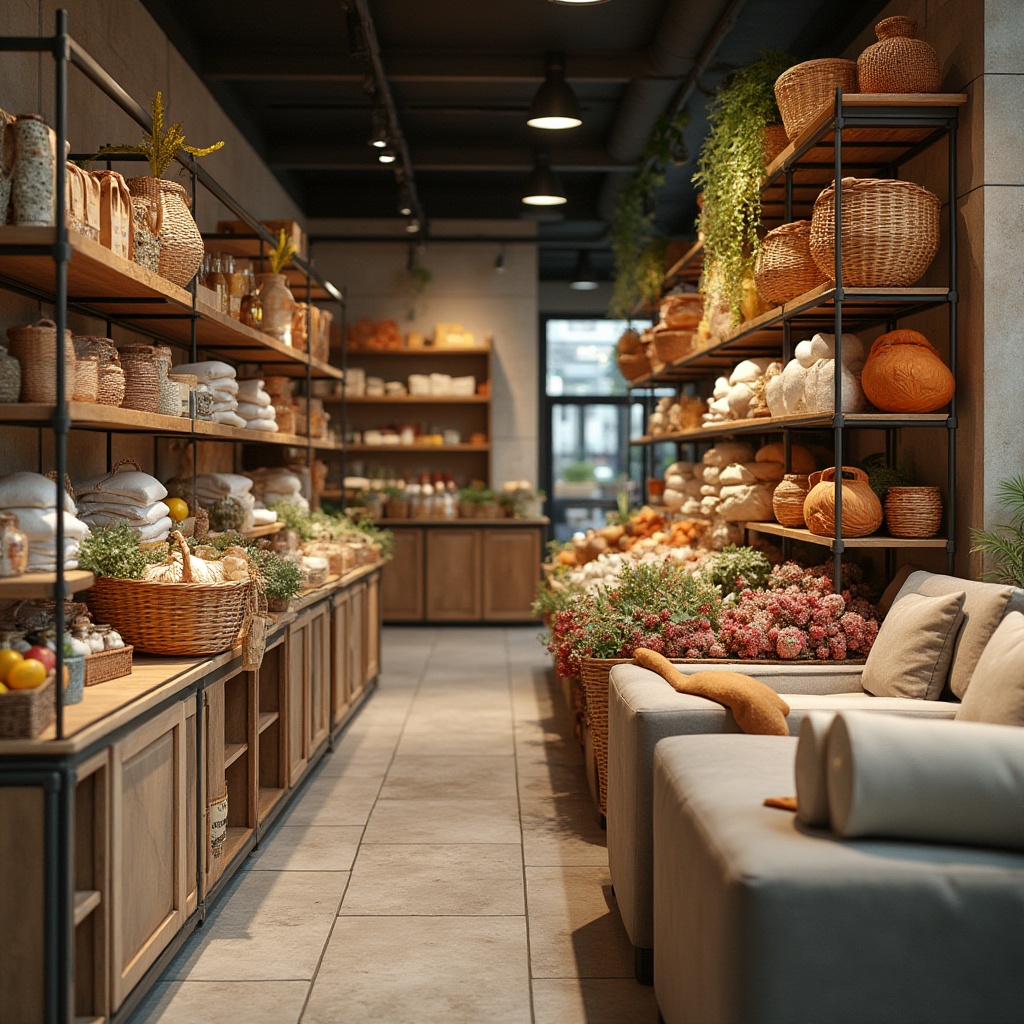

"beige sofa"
[607,571,1024,983]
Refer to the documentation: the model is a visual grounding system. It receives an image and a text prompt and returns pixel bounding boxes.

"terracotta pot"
[126,176,203,287]
[259,273,296,345]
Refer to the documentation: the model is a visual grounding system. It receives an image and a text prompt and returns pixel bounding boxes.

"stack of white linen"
[172,360,245,428]
[249,467,309,513]
[78,468,171,544]
[193,473,256,530]
[235,379,279,433]
[0,472,89,571]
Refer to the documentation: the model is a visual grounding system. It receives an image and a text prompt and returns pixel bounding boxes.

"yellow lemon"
[7,658,47,690]
[166,497,189,522]
[0,648,24,684]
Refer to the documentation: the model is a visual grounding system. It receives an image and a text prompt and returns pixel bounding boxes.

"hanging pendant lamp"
[569,251,599,290]
[521,152,567,206]
[528,54,582,130]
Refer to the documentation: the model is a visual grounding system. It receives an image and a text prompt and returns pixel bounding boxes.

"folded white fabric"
[136,516,173,542]
[236,379,272,406]
[211,410,247,428]
[794,711,837,828]
[170,360,236,382]
[0,472,77,514]
[78,469,167,505]
[826,712,1024,850]
[245,418,279,432]
[252,508,278,526]
[77,499,169,524]
[2,507,90,543]
[237,401,277,420]
[194,473,254,499]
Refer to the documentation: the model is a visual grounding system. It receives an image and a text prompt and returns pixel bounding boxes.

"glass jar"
[225,255,244,319]
[0,512,28,577]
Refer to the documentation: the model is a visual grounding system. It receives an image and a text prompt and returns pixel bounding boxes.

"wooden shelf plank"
[258,787,285,821]
[222,826,253,866]
[662,239,704,287]
[0,570,94,600]
[73,889,102,927]
[341,394,490,405]
[743,521,948,549]
[345,443,490,453]
[224,742,248,769]
[257,711,279,734]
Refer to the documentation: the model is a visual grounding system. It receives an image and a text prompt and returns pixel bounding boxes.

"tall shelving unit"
[629,91,964,588]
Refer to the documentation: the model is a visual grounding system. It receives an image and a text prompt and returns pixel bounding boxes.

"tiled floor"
[133,627,657,1023]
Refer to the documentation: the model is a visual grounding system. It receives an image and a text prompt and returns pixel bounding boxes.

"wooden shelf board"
[222,826,253,866]
[342,394,490,405]
[662,239,704,287]
[0,570,94,600]
[224,742,248,769]
[743,521,948,548]
[376,517,549,527]
[257,710,279,734]
[345,346,491,357]
[258,787,285,821]
[73,889,102,927]
[346,443,490,453]
[208,522,282,541]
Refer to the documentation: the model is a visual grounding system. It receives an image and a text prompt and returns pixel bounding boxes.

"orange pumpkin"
[860,329,955,413]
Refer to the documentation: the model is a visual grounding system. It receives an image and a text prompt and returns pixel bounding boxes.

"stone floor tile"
[531,978,659,1024]
[133,980,309,1023]
[397,730,516,757]
[340,843,524,916]
[166,871,347,981]
[379,754,518,800]
[316,745,396,777]
[249,825,363,872]
[303,917,531,1024]
[363,796,521,844]
[520,793,608,867]
[525,867,634,979]
[277,773,383,827]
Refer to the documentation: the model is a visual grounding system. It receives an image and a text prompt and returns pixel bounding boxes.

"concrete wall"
[309,220,540,488]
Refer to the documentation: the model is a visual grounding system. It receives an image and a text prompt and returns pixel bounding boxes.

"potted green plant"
[556,461,600,500]
[692,52,791,325]
[96,92,224,287]
[249,548,304,613]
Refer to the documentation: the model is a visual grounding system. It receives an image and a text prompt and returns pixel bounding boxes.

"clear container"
[0,512,28,578]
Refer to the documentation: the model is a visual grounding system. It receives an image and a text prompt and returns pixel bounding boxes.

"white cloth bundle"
[252,508,278,526]
[211,410,247,428]
[194,473,253,499]
[236,379,272,406]
[78,469,167,505]
[0,472,77,514]
[136,516,173,542]
[245,418,279,432]
[3,507,90,543]
[237,401,277,420]
[170,360,236,382]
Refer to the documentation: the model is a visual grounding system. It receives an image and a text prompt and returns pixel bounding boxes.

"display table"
[0,563,382,1024]
[378,518,548,623]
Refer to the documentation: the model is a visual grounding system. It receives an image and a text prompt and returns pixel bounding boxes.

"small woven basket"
[884,486,943,538]
[653,329,694,364]
[0,674,55,739]
[87,532,254,656]
[118,344,161,413]
[7,319,76,404]
[0,346,21,403]
[274,404,296,435]
[84,645,134,686]
[772,474,811,527]
[74,336,125,406]
[809,178,940,287]
[617,352,650,382]
[73,353,99,403]
[763,123,789,167]
[754,220,828,307]
[775,59,858,140]
[385,498,409,519]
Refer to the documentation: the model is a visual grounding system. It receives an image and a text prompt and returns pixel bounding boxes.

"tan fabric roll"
[794,711,837,827]
[827,713,1024,849]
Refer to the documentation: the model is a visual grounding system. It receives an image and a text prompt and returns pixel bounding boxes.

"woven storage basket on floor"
[884,486,943,538]
[7,319,76,404]
[617,352,650,382]
[763,124,789,167]
[0,674,54,739]
[809,178,940,287]
[83,645,133,686]
[580,657,634,816]
[118,344,161,413]
[653,329,695,365]
[754,220,829,306]
[775,59,858,140]
[772,474,811,527]
[857,16,941,94]
[87,533,254,656]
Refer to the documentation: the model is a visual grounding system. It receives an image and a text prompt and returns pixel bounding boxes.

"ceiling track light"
[369,107,389,149]
[522,151,567,207]
[569,250,599,290]
[527,52,582,130]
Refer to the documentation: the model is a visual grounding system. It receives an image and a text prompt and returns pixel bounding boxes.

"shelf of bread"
[0,570,95,600]
[742,520,948,549]
[345,443,490,453]
[342,394,489,405]
[631,411,951,445]
[628,283,953,388]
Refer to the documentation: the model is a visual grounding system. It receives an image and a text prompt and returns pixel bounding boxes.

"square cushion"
[861,590,965,700]
[957,611,1024,726]
[892,571,1018,698]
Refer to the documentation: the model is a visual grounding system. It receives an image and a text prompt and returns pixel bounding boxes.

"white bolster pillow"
[794,711,837,828]
[827,713,1024,850]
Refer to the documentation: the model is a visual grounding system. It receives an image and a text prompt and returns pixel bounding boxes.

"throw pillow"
[633,648,790,735]
[861,590,965,700]
[957,612,1024,726]
[794,711,837,827]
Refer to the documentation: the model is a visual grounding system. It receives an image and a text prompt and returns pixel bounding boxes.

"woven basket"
[74,336,124,407]
[858,16,941,94]
[87,533,254,656]
[0,674,55,739]
[84,645,133,686]
[809,178,941,287]
[0,346,21,403]
[118,344,161,413]
[126,176,203,287]
[653,329,694,364]
[763,124,789,167]
[660,293,703,331]
[73,353,99,403]
[580,657,634,815]
[754,220,829,306]
[772,474,811,527]
[775,59,858,140]
[884,486,943,538]
[130,195,161,274]
[7,319,76,404]
[618,352,650,382]
[385,498,409,519]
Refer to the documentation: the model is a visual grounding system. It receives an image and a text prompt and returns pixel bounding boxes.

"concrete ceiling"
[141,0,888,282]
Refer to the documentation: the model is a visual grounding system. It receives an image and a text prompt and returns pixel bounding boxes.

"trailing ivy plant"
[692,51,791,324]
[609,109,690,317]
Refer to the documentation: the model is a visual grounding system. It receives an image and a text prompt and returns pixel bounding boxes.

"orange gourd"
[861,329,955,413]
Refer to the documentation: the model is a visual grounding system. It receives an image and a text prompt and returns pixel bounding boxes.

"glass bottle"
[226,255,245,319]
[206,254,228,315]
[240,264,263,329]
[0,512,28,577]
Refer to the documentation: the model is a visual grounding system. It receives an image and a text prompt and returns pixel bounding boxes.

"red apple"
[24,645,56,672]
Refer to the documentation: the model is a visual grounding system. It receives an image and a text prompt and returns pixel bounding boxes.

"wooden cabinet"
[258,634,287,824]
[365,573,381,680]
[332,589,352,727]
[425,529,482,621]
[381,527,424,621]
[482,529,542,621]
[111,702,187,1010]
[308,603,332,754]
[348,584,366,703]
[286,619,308,786]
[75,751,110,1022]
[287,602,331,785]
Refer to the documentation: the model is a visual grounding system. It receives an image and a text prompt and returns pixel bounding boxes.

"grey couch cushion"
[653,734,1024,1024]
[957,611,1024,726]
[606,663,958,950]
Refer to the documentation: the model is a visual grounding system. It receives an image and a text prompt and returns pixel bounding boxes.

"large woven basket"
[87,534,254,656]
[754,220,828,306]
[772,474,811,527]
[653,329,694,364]
[7,319,76,404]
[617,352,650,382]
[126,176,203,287]
[884,486,943,538]
[775,59,858,140]
[580,657,634,816]
[809,178,940,287]
[118,344,161,413]
[857,16,941,94]
[763,124,789,167]
[73,354,99,403]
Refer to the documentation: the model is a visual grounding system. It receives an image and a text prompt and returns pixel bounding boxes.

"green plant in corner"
[692,51,791,324]
[971,473,1024,587]
[95,91,224,177]
[561,461,597,484]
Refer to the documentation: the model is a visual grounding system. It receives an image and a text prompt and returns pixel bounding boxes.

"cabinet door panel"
[286,621,308,786]
[381,528,424,621]
[309,604,331,754]
[425,529,482,621]
[365,573,381,679]
[482,529,542,621]
[348,585,366,701]
[332,592,351,727]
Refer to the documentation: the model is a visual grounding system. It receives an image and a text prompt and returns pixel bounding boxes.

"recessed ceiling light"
[378,147,396,164]
[522,152,567,206]
[528,54,582,130]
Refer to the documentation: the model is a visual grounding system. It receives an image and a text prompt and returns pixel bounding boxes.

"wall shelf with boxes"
[627,92,964,587]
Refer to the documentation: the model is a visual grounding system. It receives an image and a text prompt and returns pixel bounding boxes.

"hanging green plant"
[609,108,690,318]
[692,51,791,325]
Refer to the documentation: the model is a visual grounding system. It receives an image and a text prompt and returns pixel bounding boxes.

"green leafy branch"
[971,473,1024,587]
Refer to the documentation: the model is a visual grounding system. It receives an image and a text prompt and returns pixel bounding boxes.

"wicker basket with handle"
[774,59,858,140]
[884,486,943,538]
[6,319,76,404]
[809,178,940,288]
[653,329,694,365]
[87,531,255,656]
[617,352,650,382]
[754,220,828,306]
